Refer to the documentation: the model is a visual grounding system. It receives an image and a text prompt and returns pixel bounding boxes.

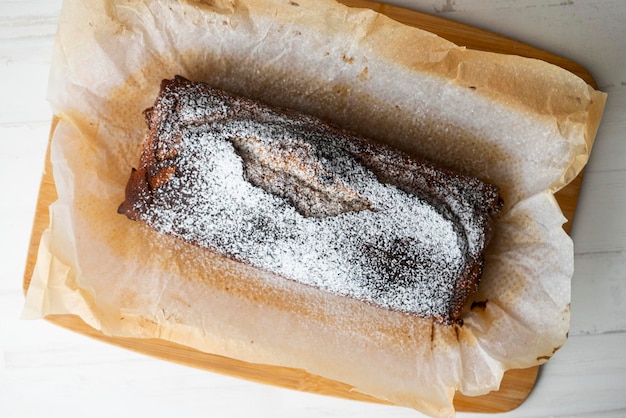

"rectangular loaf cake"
[118,76,502,323]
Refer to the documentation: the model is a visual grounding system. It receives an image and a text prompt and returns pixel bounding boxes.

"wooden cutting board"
[23,1,597,414]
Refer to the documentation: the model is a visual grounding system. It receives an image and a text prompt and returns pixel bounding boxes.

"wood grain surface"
[22,1,597,414]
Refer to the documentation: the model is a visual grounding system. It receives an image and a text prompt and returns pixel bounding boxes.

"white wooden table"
[2,1,625,417]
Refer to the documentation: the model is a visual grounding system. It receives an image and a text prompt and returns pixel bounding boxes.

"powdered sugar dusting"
[124,77,500,321]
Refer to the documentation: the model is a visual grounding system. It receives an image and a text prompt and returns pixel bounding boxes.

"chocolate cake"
[118,76,502,323]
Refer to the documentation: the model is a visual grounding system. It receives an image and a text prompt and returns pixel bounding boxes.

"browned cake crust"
[118,76,502,323]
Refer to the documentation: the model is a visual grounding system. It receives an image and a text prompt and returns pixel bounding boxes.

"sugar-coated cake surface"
[119,76,502,323]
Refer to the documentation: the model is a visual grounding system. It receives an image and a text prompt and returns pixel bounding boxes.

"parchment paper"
[24,0,607,416]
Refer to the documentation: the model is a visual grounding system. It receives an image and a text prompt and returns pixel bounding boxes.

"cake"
[118,76,502,323]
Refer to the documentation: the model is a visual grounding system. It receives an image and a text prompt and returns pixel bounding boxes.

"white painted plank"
[504,332,626,417]
[0,7,57,125]
[571,168,626,255]
[0,0,63,20]
[570,251,626,335]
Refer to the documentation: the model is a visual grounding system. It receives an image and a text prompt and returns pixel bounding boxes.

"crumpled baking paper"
[23,0,606,416]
